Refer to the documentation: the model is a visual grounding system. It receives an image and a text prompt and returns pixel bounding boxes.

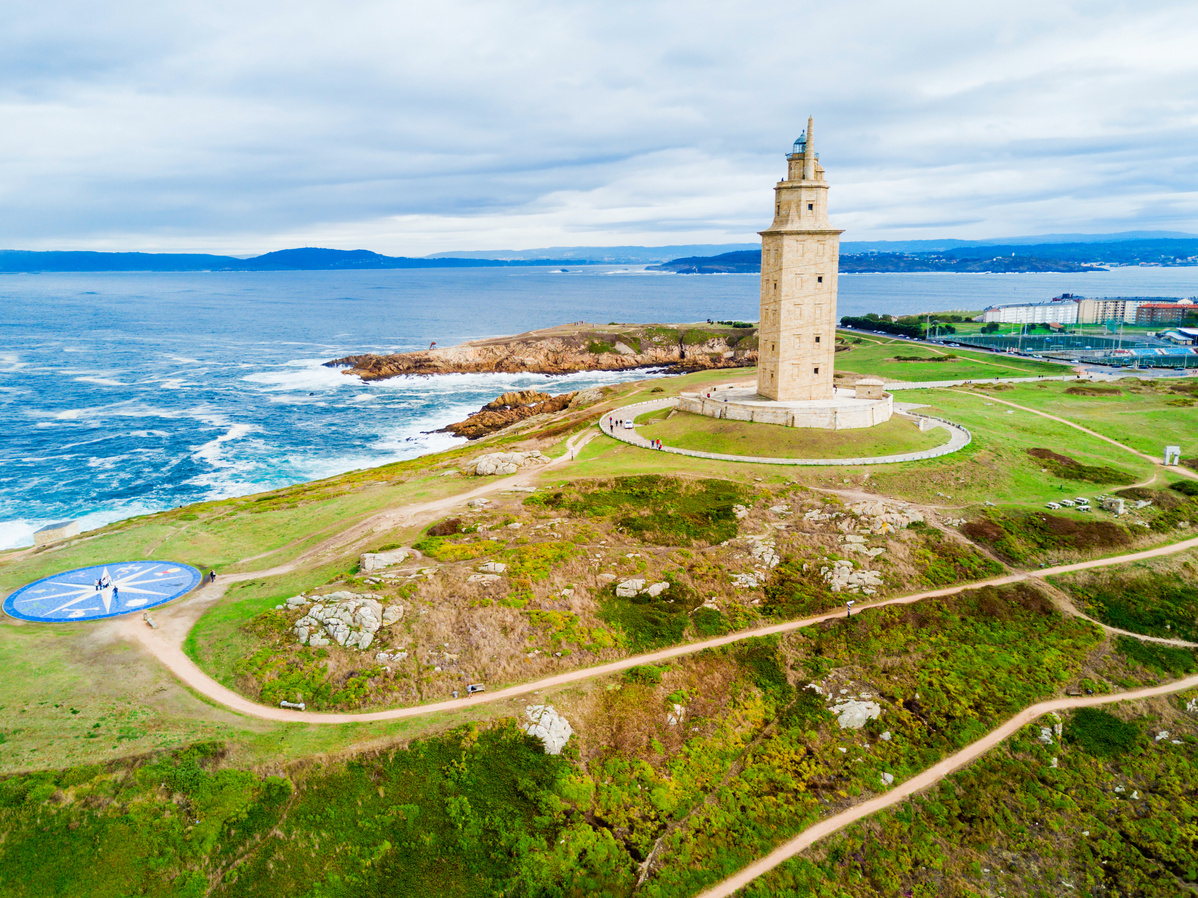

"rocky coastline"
[325,322,758,381]
[438,389,580,440]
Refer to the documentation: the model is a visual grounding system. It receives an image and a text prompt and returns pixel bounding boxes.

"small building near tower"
[33,520,79,547]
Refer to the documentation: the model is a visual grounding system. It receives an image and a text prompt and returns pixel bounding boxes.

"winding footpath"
[87,393,1198,894]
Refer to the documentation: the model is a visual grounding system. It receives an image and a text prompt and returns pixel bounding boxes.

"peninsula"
[326,321,759,379]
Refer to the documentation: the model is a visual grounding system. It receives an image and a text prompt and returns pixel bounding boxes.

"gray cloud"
[2,0,1197,252]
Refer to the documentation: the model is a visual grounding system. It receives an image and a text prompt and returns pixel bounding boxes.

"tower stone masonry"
[757,116,843,401]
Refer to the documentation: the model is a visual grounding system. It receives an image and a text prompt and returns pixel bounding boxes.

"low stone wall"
[606,398,970,466]
[678,391,893,430]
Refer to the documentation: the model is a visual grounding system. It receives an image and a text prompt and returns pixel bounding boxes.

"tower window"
[814,367,820,375]
[808,203,813,210]
[815,335,821,343]
[817,276,823,283]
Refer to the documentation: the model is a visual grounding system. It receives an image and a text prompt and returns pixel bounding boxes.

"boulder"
[469,451,551,477]
[382,604,404,626]
[829,699,882,729]
[644,581,670,598]
[360,549,409,573]
[616,578,646,598]
[479,562,508,574]
[524,705,573,755]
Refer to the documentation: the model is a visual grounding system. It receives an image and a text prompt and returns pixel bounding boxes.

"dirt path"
[693,670,1198,898]
[120,528,1198,726]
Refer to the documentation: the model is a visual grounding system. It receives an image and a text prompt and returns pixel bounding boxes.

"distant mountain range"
[2,232,1196,272]
[0,247,574,273]
[650,237,1198,275]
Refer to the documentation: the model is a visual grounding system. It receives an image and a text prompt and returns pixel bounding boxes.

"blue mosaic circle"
[3,562,203,623]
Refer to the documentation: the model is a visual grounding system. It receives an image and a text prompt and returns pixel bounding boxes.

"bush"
[598,579,699,652]
[1065,708,1138,758]
[1170,480,1198,497]
[427,517,462,537]
[540,475,747,546]
[1116,636,1198,677]
[1026,448,1136,485]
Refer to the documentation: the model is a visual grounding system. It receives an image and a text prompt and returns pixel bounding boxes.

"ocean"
[3,264,1197,549]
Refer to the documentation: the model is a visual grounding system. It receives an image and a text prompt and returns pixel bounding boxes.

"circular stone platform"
[678,384,892,430]
[3,561,203,623]
[601,398,970,466]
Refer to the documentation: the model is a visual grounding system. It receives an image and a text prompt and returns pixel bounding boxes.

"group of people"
[93,573,117,599]
[606,415,666,451]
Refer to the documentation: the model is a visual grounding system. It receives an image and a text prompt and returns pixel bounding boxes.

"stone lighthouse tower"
[757,117,843,401]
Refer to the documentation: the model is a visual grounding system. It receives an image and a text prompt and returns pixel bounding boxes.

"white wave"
[192,422,255,468]
[0,519,35,550]
[74,375,127,386]
[0,499,165,551]
[0,352,25,373]
[242,359,355,392]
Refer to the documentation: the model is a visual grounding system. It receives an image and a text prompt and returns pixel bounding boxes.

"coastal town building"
[1135,300,1196,326]
[980,295,1195,326]
[756,117,842,401]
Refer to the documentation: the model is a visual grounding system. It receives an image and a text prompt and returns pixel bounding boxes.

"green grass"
[834,331,1066,381]
[745,701,1198,897]
[951,378,1198,461]
[636,411,949,459]
[530,474,750,546]
[1053,562,1198,642]
[856,386,1161,508]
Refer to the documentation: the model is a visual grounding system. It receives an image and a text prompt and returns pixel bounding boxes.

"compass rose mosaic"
[3,562,203,623]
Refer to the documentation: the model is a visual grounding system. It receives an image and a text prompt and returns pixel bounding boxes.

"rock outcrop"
[359,549,409,573]
[325,323,758,381]
[524,705,574,755]
[830,699,882,729]
[291,591,403,650]
[468,450,550,476]
[440,390,579,440]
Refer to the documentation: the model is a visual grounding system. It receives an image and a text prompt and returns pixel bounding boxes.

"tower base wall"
[678,386,892,431]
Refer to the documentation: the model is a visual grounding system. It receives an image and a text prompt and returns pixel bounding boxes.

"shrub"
[427,517,463,537]
[1115,636,1198,677]
[540,475,747,546]
[1026,448,1136,485]
[1065,708,1138,758]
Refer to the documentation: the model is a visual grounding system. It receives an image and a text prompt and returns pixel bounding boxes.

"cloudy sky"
[4,0,1197,254]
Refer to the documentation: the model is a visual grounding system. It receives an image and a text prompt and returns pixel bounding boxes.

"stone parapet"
[678,386,892,430]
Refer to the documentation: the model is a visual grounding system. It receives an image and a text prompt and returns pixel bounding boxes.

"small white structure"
[33,520,79,547]
[1165,445,1182,466]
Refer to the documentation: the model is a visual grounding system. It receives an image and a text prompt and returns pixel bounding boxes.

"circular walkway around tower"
[3,561,203,623]
[599,398,970,466]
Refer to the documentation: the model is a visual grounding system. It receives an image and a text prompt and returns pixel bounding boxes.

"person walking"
[209,570,217,583]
